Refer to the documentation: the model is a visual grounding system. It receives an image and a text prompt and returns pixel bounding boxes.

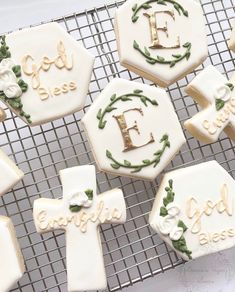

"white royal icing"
[149,161,235,261]
[158,215,177,235]
[69,191,92,208]
[0,149,24,197]
[82,78,185,181]
[184,65,235,144]
[214,85,231,102]
[115,0,208,87]
[5,23,95,126]
[169,226,184,241]
[0,58,22,98]
[166,202,180,217]
[33,165,126,292]
[0,216,25,292]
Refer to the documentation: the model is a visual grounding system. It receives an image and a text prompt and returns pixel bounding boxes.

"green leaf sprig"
[106,134,170,173]
[159,180,192,260]
[0,35,11,61]
[131,0,189,23]
[133,41,192,67]
[97,89,158,129]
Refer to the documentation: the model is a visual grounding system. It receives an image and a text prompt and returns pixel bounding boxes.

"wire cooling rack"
[0,0,235,291]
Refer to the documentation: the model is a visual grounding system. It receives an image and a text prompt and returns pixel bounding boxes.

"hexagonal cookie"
[0,23,94,126]
[82,78,185,180]
[149,161,235,261]
[115,0,208,87]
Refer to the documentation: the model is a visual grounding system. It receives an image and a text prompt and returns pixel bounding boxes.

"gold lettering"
[55,41,73,70]
[21,41,73,91]
[228,228,235,237]
[113,108,155,152]
[144,10,180,49]
[199,233,209,245]
[53,87,61,96]
[186,197,201,234]
[37,87,49,101]
[37,211,49,230]
[186,184,233,234]
[203,99,235,135]
[212,232,220,242]
[69,81,77,91]
[37,201,122,233]
[220,230,227,240]
[62,83,69,93]
[217,184,233,216]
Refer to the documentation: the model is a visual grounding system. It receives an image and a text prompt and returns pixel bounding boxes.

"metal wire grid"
[0,0,234,291]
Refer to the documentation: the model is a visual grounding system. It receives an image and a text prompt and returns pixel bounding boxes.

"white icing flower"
[0,69,16,91]
[0,58,15,70]
[166,203,180,217]
[158,215,177,235]
[0,59,22,99]
[169,226,184,241]
[4,82,22,98]
[69,192,92,208]
[214,85,231,102]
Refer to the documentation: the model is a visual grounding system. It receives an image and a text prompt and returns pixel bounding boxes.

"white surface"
[0,1,234,292]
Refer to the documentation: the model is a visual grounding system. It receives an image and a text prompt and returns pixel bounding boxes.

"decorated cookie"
[0,23,94,126]
[184,65,235,144]
[149,161,235,261]
[0,107,6,122]
[0,149,24,196]
[0,216,25,291]
[114,0,208,87]
[82,78,185,180]
[228,20,235,53]
[33,165,126,292]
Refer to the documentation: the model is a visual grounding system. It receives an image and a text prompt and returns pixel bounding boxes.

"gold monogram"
[144,10,180,49]
[113,108,155,152]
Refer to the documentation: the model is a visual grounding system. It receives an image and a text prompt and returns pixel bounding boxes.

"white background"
[0,0,235,291]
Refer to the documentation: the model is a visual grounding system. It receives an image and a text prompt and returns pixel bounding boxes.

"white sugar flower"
[169,226,184,241]
[0,58,15,70]
[215,85,231,102]
[0,69,17,91]
[4,82,22,98]
[69,192,92,208]
[166,203,180,217]
[0,59,22,99]
[158,215,177,235]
